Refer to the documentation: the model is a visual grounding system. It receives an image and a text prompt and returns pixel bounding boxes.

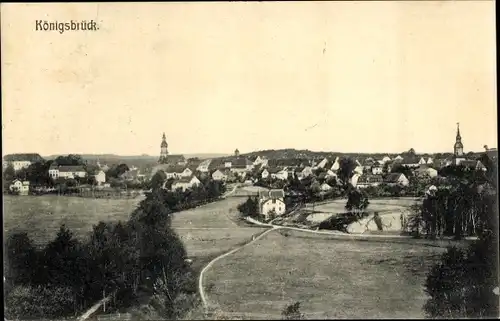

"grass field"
[3,195,142,246]
[203,228,461,319]
[170,196,267,257]
[4,194,266,259]
[311,198,419,214]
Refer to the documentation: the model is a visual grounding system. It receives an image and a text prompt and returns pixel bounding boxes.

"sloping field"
[3,195,142,246]
[203,229,461,319]
[4,194,266,259]
[171,196,266,257]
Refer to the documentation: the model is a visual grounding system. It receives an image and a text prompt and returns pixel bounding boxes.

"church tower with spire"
[159,133,169,163]
[454,122,464,157]
[453,123,466,165]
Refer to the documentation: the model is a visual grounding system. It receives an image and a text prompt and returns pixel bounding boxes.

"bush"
[282,301,304,320]
[5,285,77,319]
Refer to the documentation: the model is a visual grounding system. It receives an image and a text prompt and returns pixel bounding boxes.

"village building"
[356,174,384,188]
[169,175,201,191]
[3,153,45,171]
[414,166,439,179]
[196,159,212,172]
[258,189,286,220]
[9,179,30,195]
[48,164,87,180]
[212,169,228,181]
[384,173,410,187]
[93,169,106,185]
[297,166,313,180]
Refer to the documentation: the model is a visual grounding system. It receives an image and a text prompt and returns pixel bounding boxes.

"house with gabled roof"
[9,179,30,195]
[169,175,201,191]
[384,173,410,186]
[49,164,87,180]
[414,166,438,178]
[460,160,487,171]
[212,169,227,181]
[356,174,384,188]
[196,159,212,172]
[165,166,192,179]
[258,189,286,220]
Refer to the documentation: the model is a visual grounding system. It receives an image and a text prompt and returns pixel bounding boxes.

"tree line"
[4,173,227,320]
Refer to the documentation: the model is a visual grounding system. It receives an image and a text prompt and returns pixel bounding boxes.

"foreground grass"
[3,195,142,246]
[203,229,468,319]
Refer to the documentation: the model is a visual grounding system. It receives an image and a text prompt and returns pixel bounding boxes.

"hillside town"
[3,123,497,219]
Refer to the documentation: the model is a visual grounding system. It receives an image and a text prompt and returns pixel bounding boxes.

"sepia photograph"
[1,1,498,320]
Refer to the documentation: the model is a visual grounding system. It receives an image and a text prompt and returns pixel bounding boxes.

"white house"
[315,158,328,169]
[414,166,438,178]
[261,169,270,179]
[170,175,201,191]
[49,165,87,180]
[298,166,313,180]
[94,170,106,185]
[224,161,232,168]
[9,179,30,195]
[196,159,212,172]
[350,173,361,187]
[426,157,434,164]
[371,165,383,175]
[165,166,192,179]
[275,169,289,180]
[394,155,404,161]
[258,189,286,220]
[356,174,384,189]
[3,153,44,171]
[381,156,392,164]
[212,169,227,181]
[353,165,364,175]
[331,157,340,172]
[325,169,337,178]
[385,173,410,187]
[252,156,264,166]
[418,157,427,165]
[320,183,332,191]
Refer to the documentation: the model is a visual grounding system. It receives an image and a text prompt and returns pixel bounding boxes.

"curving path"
[198,226,276,310]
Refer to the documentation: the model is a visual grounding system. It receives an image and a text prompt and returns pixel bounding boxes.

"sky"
[1,2,497,156]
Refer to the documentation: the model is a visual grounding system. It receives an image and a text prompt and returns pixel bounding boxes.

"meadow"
[203,228,466,319]
[170,196,267,258]
[3,195,142,246]
[3,194,266,259]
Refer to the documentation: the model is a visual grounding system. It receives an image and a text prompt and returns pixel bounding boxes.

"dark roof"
[357,174,383,184]
[400,157,421,165]
[166,165,189,174]
[4,153,44,162]
[208,159,224,170]
[384,173,405,183]
[269,189,285,199]
[267,167,280,174]
[231,157,252,167]
[267,158,310,167]
[174,175,198,183]
[58,165,86,172]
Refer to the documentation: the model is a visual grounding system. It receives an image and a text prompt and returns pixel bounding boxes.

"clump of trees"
[4,187,204,320]
[237,196,259,219]
[345,188,369,217]
[422,153,499,318]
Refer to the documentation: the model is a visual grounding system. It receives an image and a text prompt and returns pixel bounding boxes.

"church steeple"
[159,132,169,163]
[454,122,464,157]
